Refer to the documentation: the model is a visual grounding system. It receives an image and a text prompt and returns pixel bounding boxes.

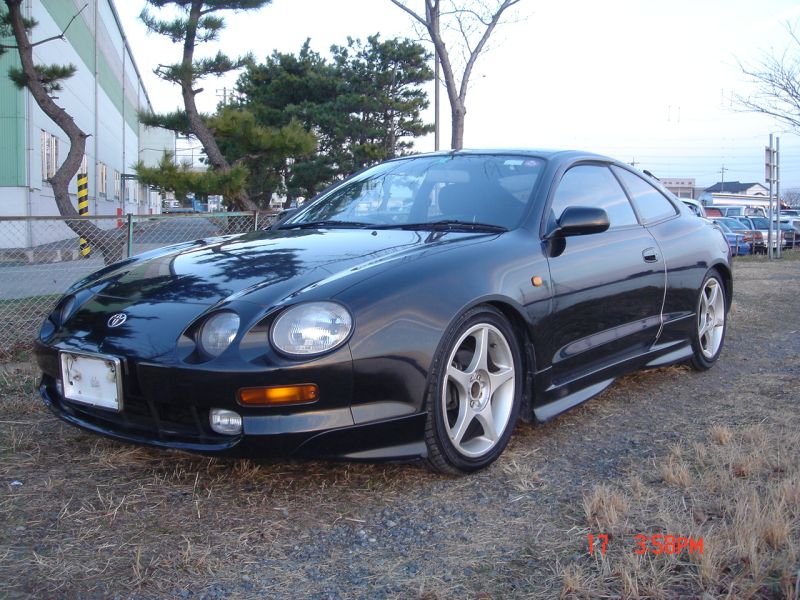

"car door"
[542,163,666,384]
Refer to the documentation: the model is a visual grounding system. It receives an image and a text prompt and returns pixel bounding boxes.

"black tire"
[424,305,523,474]
[689,270,727,371]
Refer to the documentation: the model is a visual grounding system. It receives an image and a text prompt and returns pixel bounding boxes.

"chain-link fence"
[0,211,276,357]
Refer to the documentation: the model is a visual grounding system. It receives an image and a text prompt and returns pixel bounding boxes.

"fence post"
[253,210,259,232]
[126,214,134,257]
[77,173,91,257]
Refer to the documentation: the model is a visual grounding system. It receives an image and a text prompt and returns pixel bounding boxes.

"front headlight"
[270,302,352,357]
[198,312,240,358]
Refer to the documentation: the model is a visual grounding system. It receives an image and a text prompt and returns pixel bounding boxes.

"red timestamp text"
[588,533,703,556]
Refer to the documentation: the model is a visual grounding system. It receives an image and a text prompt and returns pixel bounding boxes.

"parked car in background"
[34,149,733,474]
[711,219,750,256]
[681,198,705,218]
[774,221,797,249]
[708,205,767,218]
[780,216,800,236]
[735,216,781,253]
[713,217,758,248]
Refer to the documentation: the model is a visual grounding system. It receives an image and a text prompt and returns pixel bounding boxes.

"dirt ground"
[1,254,798,599]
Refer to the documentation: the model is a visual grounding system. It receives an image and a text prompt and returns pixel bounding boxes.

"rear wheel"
[689,271,727,371]
[424,306,522,474]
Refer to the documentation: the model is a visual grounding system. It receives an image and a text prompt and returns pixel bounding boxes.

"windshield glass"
[282,154,545,230]
[718,217,746,230]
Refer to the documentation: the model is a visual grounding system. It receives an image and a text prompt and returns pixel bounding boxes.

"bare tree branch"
[735,21,800,134]
[388,0,523,149]
[30,3,87,47]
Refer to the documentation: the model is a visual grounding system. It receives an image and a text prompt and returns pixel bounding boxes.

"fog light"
[238,384,319,406]
[209,409,242,435]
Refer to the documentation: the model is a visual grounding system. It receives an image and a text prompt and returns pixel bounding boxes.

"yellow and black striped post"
[77,173,91,258]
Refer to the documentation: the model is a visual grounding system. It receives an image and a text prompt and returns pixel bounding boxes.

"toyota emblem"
[107,313,127,328]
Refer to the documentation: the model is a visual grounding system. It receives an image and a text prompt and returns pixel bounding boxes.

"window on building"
[98,163,108,197]
[114,170,121,199]
[40,131,58,180]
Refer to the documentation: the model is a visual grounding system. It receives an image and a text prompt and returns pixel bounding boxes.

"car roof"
[406,148,614,163]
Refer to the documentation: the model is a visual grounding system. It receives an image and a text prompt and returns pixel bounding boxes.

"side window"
[612,166,678,223]
[550,165,638,228]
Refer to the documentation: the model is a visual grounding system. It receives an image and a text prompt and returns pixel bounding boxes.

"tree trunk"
[451,102,465,150]
[5,0,125,264]
[183,1,256,211]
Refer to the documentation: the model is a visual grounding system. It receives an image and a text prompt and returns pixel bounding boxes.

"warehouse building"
[0,0,173,233]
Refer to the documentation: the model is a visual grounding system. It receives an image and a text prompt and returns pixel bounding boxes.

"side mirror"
[548,206,610,238]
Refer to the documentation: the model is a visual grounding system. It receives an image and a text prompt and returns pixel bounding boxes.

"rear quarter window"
[612,166,678,224]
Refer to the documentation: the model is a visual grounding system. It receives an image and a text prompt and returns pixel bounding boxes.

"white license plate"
[59,352,123,412]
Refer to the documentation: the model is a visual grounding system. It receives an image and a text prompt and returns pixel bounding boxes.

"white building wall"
[1,0,176,249]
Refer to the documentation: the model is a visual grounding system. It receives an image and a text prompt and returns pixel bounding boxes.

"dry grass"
[2,255,799,598]
[559,425,800,599]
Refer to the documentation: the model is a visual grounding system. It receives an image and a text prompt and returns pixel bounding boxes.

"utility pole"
[765,136,776,259]
[433,2,440,151]
[776,137,781,258]
[629,158,639,168]
[719,165,727,193]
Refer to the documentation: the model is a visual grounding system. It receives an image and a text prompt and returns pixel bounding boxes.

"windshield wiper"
[279,220,373,230]
[373,220,508,233]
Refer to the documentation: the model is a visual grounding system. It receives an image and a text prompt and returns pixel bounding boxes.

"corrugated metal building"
[0,0,173,229]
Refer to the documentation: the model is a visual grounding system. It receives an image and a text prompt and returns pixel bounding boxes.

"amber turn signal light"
[238,384,319,406]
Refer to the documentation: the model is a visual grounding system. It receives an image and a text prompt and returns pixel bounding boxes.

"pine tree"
[138,0,271,210]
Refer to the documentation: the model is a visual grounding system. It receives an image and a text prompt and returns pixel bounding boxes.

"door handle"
[642,247,659,263]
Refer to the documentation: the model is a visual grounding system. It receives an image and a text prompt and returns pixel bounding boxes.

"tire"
[424,305,523,474]
[689,270,727,371]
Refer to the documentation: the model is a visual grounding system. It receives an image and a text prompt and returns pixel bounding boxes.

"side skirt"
[533,378,614,422]
[530,339,694,423]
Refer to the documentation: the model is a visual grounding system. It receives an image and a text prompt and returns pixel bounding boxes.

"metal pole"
[433,1,440,152]
[776,137,781,259]
[126,213,134,258]
[767,134,773,260]
[434,50,440,151]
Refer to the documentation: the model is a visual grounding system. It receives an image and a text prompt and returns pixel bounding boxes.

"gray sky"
[114,0,800,189]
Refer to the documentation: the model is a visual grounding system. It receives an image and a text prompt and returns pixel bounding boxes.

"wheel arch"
[485,300,538,423]
[709,261,733,310]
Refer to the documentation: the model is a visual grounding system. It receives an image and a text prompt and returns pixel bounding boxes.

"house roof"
[705,181,766,193]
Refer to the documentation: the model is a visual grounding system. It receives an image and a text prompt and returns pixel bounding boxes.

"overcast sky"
[113,0,800,189]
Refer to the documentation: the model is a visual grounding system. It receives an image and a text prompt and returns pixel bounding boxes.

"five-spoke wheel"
[425,306,522,473]
[689,270,727,371]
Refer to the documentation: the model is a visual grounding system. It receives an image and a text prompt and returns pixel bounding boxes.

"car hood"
[55,228,496,358]
[87,228,493,305]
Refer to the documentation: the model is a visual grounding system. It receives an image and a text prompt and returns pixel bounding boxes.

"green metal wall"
[42,0,140,131]
[0,50,26,186]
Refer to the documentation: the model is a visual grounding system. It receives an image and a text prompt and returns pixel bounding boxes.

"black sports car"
[35,150,732,474]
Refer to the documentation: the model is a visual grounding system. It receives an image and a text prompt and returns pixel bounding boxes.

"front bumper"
[35,342,427,461]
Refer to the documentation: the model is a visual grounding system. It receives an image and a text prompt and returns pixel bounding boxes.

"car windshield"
[715,221,732,233]
[748,217,770,228]
[281,154,545,231]
[718,217,746,231]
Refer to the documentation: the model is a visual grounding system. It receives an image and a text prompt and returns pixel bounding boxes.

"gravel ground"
[1,254,798,599]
